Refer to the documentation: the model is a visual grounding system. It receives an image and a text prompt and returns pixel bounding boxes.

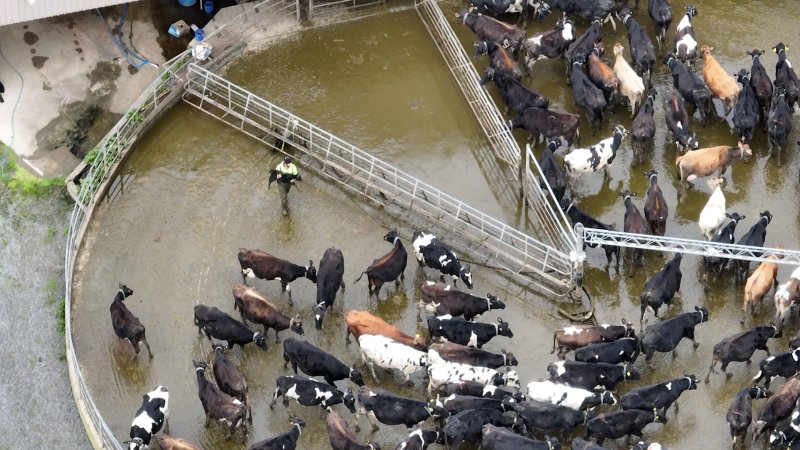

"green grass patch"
[1,154,65,198]
[56,296,66,336]
[45,279,59,305]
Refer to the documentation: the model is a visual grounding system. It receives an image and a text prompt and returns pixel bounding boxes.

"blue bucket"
[178,0,197,6]
[204,0,214,13]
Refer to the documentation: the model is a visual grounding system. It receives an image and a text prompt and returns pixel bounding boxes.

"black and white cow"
[237,248,317,303]
[547,0,616,31]
[574,337,640,364]
[413,231,473,289]
[640,306,709,366]
[734,211,773,284]
[419,281,505,321]
[665,88,699,152]
[548,360,640,390]
[396,429,443,450]
[733,69,760,145]
[727,386,769,444]
[521,19,576,74]
[620,9,656,85]
[443,408,524,450]
[110,283,153,358]
[428,360,519,394]
[481,424,560,450]
[282,338,363,387]
[193,304,268,351]
[428,341,517,369]
[126,385,169,450]
[354,230,406,298]
[193,361,248,438]
[585,409,663,446]
[427,315,513,348]
[249,418,306,450]
[773,42,800,112]
[358,334,428,382]
[674,5,699,66]
[511,400,592,435]
[551,320,635,358]
[647,0,672,48]
[526,381,617,410]
[563,125,627,182]
[315,247,345,330]
[640,253,682,322]
[565,20,603,79]
[665,53,713,125]
[703,213,745,283]
[437,380,526,403]
[705,325,780,382]
[270,375,357,413]
[559,199,620,271]
[753,348,800,388]
[356,386,448,431]
[620,375,698,418]
[537,138,567,202]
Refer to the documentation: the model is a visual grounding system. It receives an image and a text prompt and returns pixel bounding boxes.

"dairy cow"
[412,231,473,289]
[126,386,169,450]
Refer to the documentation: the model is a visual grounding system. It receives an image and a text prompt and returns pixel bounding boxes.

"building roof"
[0,0,141,27]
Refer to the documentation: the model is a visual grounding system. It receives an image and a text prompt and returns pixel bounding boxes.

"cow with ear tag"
[640,307,709,367]
[727,386,769,444]
[427,315,513,349]
[126,385,169,450]
[412,231,473,289]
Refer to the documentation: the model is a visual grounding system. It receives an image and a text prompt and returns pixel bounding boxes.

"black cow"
[574,337,640,365]
[570,58,607,131]
[585,409,663,446]
[412,231,473,289]
[773,42,800,112]
[769,87,793,164]
[640,253,682,322]
[620,375,698,418]
[440,393,517,415]
[326,409,379,450]
[631,89,656,166]
[507,106,582,146]
[420,281,505,321]
[748,49,774,126]
[127,385,169,450]
[665,88,699,152]
[468,0,527,25]
[548,360,639,390]
[356,386,448,431]
[510,400,590,436]
[733,69,760,145]
[703,213,745,283]
[727,386,769,444]
[429,342,517,369]
[443,408,523,450]
[110,283,152,358]
[482,424,560,450]
[237,248,317,303]
[193,304,268,351]
[538,137,567,202]
[438,380,526,402]
[212,344,250,418]
[484,67,550,115]
[648,0,672,49]
[559,198,620,271]
[456,9,525,58]
[547,0,616,32]
[565,20,603,79]
[427,315,513,349]
[665,53,713,125]
[571,437,609,450]
[193,361,248,438]
[620,190,649,273]
[477,41,523,83]
[249,418,305,450]
[282,338,363,387]
[640,306,709,366]
[705,325,780,382]
[521,18,576,75]
[395,429,443,450]
[315,247,345,330]
[270,375,356,412]
[643,169,668,236]
[674,5,698,66]
[620,9,656,85]
[354,230,407,298]
[753,377,800,443]
[733,211,773,284]
[753,348,800,388]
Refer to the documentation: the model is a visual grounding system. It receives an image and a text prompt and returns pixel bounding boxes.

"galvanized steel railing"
[182,63,575,292]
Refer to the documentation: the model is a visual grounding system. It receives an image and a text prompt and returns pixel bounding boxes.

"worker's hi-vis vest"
[275,162,298,177]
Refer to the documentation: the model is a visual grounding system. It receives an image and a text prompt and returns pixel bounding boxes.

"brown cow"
[325,408,379,450]
[675,141,752,185]
[158,435,200,450]
[744,248,783,314]
[587,45,620,105]
[232,284,303,342]
[551,320,635,359]
[345,310,426,350]
[753,377,800,442]
[700,45,741,116]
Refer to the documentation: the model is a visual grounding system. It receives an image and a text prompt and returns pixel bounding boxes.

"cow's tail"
[550,332,558,354]
[353,271,367,284]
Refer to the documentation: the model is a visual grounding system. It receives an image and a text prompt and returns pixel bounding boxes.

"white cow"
[427,361,518,394]
[563,125,628,182]
[526,380,616,410]
[698,177,726,240]
[358,334,428,382]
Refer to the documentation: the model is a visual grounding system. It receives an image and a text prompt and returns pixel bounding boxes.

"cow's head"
[253,332,268,351]
[383,229,400,245]
[459,265,474,289]
[291,418,307,432]
[489,372,505,386]
[125,438,145,450]
[599,389,617,406]
[487,294,505,310]
[502,370,520,388]
[693,306,709,323]
[425,401,450,420]
[496,318,513,338]
[684,373,699,390]
[734,68,751,85]
[622,364,641,381]
[479,67,495,86]
[290,315,304,336]
[348,367,365,386]
[770,430,790,447]
[474,40,490,58]
[747,49,765,60]
[622,318,636,337]
[500,396,517,413]
[212,343,225,355]
[314,302,328,330]
[760,210,774,225]
[529,1,551,22]
[343,388,357,413]
[367,442,381,450]
[118,282,134,300]
[305,260,317,283]
[501,349,518,366]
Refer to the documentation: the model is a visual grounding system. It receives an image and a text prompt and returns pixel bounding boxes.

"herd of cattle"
[104,0,800,449]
